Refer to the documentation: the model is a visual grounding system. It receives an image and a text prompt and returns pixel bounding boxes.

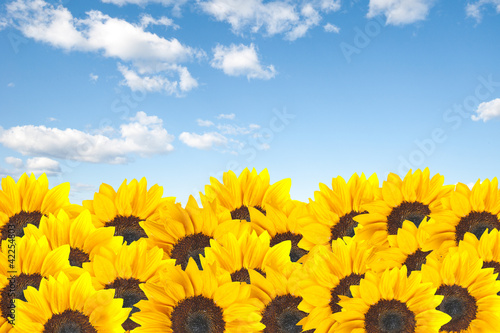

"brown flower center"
[1,273,43,322]
[261,294,312,333]
[329,273,365,313]
[270,232,308,262]
[43,309,97,333]
[482,260,500,281]
[387,201,430,235]
[230,268,266,284]
[330,210,367,241]
[436,284,477,332]
[230,205,266,222]
[454,211,500,244]
[170,233,212,270]
[171,295,225,333]
[104,277,147,331]
[104,215,148,245]
[1,211,43,240]
[402,249,432,276]
[364,299,416,333]
[69,247,91,268]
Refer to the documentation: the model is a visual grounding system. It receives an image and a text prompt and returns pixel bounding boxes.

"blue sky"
[0,0,500,205]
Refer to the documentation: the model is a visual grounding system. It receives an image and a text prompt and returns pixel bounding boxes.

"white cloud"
[179,132,227,150]
[197,119,215,127]
[466,0,500,22]
[471,98,500,122]
[89,73,99,82]
[5,157,23,169]
[0,111,174,164]
[26,157,61,176]
[216,123,259,135]
[211,43,276,80]
[4,0,201,95]
[7,82,15,87]
[217,113,235,120]
[324,22,340,33]
[198,0,340,40]
[139,14,178,29]
[47,117,58,122]
[367,0,434,25]
[101,0,188,14]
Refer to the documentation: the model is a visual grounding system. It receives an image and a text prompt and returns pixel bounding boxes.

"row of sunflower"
[0,168,500,332]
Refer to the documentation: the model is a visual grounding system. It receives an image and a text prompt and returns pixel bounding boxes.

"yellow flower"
[202,168,293,223]
[354,168,453,247]
[204,230,292,284]
[0,173,71,241]
[141,195,251,270]
[251,204,310,262]
[297,237,375,331]
[82,177,174,244]
[299,173,379,251]
[370,219,442,275]
[23,209,123,268]
[131,259,265,332]
[248,264,308,332]
[422,246,500,332]
[0,235,83,331]
[333,266,451,332]
[424,178,500,251]
[82,238,172,331]
[13,271,130,333]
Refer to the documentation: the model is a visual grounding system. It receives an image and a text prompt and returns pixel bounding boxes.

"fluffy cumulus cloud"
[324,22,339,33]
[367,0,434,25]
[197,119,215,127]
[3,0,202,96]
[0,111,174,164]
[2,156,61,177]
[198,0,340,40]
[471,98,500,122]
[466,0,500,22]
[179,132,228,150]
[211,43,276,80]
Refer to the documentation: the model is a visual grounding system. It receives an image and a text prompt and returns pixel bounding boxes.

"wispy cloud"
[367,0,434,25]
[324,22,340,33]
[197,119,215,127]
[198,0,340,40]
[466,0,500,22]
[7,82,15,87]
[179,132,228,150]
[0,111,174,164]
[3,0,203,96]
[89,73,99,82]
[471,98,500,122]
[217,113,235,120]
[211,43,276,80]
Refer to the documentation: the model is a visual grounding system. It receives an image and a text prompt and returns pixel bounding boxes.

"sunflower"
[0,173,72,241]
[23,209,123,268]
[82,238,172,331]
[369,219,443,275]
[141,195,252,270]
[299,173,379,252]
[201,168,294,223]
[203,230,292,284]
[449,228,500,283]
[332,266,451,332]
[131,258,265,332]
[248,263,312,332]
[354,168,454,247]
[0,235,83,331]
[421,246,500,332]
[250,204,311,262]
[296,237,375,331]
[13,271,130,332]
[423,178,500,252]
[82,177,174,245]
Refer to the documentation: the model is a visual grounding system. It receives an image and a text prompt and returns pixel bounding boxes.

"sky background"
[0,0,500,205]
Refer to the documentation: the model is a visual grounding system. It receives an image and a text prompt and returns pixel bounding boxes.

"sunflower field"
[1,168,500,333]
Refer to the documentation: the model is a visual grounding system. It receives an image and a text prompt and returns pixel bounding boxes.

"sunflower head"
[0,173,71,241]
[82,178,174,244]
